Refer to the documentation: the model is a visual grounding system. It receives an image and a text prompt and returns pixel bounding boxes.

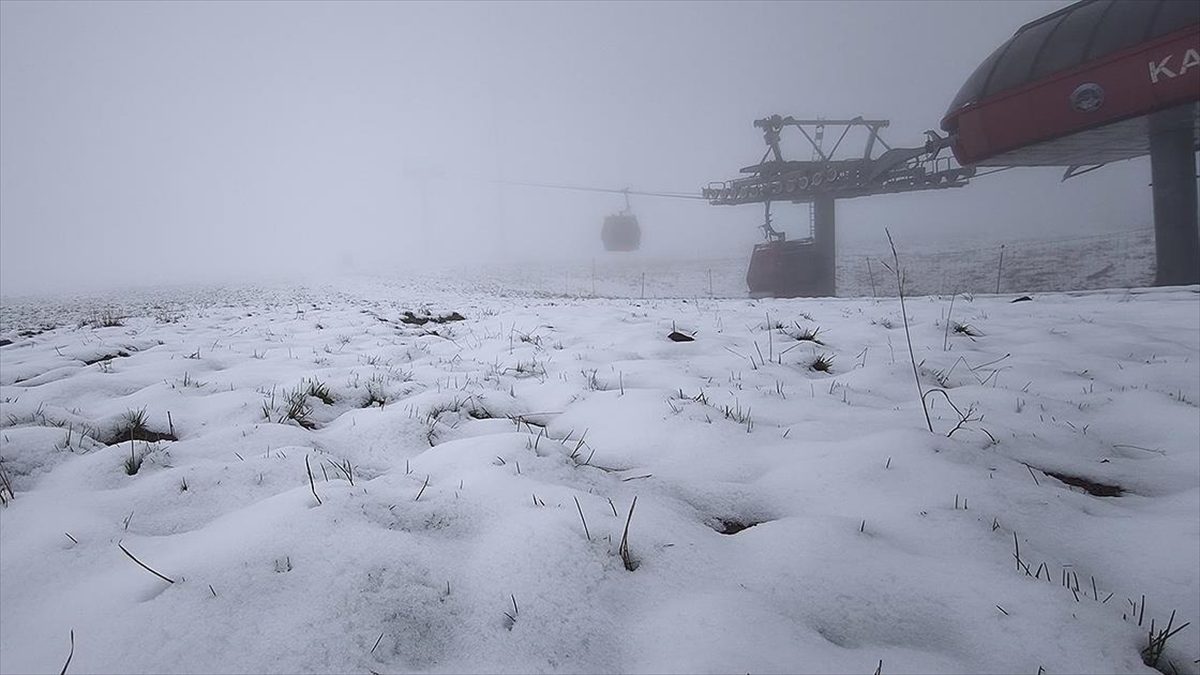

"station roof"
[945,0,1199,117]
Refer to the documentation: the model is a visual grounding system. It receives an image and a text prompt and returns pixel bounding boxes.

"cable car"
[747,240,832,297]
[601,190,641,252]
[745,201,834,298]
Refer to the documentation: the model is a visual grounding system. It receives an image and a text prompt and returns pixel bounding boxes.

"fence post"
[996,245,1005,294]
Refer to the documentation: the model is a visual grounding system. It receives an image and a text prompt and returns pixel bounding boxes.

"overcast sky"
[0,0,1158,295]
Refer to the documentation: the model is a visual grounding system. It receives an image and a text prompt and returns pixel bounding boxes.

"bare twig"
[117,542,175,584]
[886,229,933,433]
[619,495,638,571]
[59,630,74,675]
[573,496,591,541]
[305,454,322,505]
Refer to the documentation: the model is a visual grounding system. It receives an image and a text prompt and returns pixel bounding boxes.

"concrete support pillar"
[1149,104,1199,287]
[813,195,837,296]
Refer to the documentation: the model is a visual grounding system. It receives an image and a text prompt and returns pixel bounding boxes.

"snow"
[1,270,1197,674]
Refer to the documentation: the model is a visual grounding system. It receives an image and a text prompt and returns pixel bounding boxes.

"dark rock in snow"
[1043,470,1124,497]
[711,518,768,535]
[667,331,695,342]
[399,311,467,326]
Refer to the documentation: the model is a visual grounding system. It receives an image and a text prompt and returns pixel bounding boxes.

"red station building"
[942,0,1200,286]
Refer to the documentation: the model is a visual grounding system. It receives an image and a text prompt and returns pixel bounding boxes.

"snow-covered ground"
[1,266,1197,674]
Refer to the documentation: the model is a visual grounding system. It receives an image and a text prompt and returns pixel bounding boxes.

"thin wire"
[972,166,1016,178]
[876,225,1153,259]
[494,179,707,201]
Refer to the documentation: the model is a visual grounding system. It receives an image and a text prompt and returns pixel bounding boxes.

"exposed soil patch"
[466,406,494,420]
[710,518,770,535]
[101,428,178,446]
[1043,470,1124,497]
[82,351,130,366]
[399,311,466,326]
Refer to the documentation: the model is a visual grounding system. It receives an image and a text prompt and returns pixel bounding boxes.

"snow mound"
[1,280,1197,674]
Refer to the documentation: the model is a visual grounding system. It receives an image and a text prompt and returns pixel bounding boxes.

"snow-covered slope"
[1,276,1196,674]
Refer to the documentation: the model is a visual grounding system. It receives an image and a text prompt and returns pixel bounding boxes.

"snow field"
[0,280,1197,674]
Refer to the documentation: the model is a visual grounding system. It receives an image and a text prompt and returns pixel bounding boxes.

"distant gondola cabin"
[601,211,641,252]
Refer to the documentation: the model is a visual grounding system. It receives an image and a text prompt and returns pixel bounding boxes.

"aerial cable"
[492,178,707,201]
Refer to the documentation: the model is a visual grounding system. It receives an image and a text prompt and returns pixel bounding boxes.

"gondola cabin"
[601,190,642,251]
[746,239,833,298]
[601,211,641,252]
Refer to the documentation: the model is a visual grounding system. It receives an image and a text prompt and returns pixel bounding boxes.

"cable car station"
[702,0,1198,297]
[702,117,974,297]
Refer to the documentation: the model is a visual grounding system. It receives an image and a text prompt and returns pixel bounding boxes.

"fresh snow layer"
[1,277,1197,674]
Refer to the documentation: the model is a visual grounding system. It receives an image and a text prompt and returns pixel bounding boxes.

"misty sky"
[0,0,1160,295]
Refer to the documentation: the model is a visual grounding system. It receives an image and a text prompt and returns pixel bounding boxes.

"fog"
[0,0,1154,296]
